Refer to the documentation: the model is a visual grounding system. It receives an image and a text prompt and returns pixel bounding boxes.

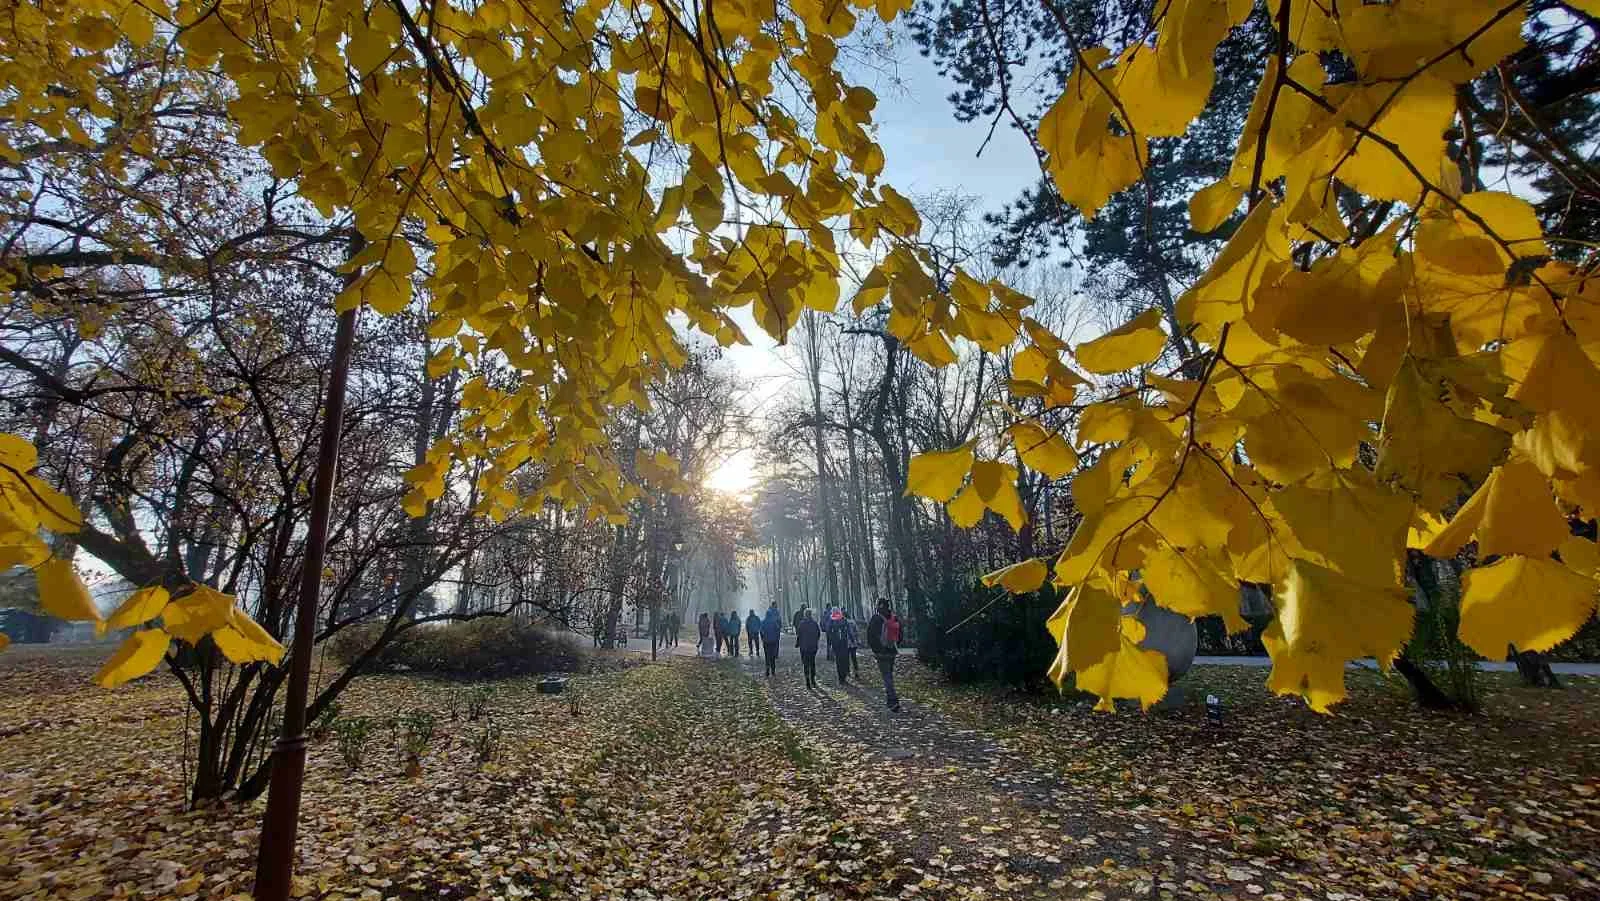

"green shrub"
[310,703,341,740]
[399,710,437,758]
[917,580,1058,690]
[464,686,494,721]
[334,716,377,771]
[1408,557,1481,709]
[327,617,588,678]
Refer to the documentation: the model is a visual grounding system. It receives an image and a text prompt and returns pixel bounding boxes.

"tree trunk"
[1510,644,1562,688]
[1394,653,1457,710]
[803,313,843,613]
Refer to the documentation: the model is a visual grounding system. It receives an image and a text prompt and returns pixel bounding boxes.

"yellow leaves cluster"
[906,445,1026,531]
[21,0,948,527]
[1,434,286,686]
[931,2,1600,713]
[1036,0,1255,219]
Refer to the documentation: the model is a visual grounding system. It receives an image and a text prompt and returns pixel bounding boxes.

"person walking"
[844,615,861,679]
[761,602,782,677]
[697,612,714,658]
[827,608,851,685]
[726,611,742,656]
[791,604,806,635]
[866,598,901,712]
[712,610,726,656]
[669,612,680,647]
[796,608,822,689]
[823,606,836,661]
[745,609,761,659]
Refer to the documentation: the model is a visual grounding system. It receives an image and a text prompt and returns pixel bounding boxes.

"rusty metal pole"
[252,299,360,901]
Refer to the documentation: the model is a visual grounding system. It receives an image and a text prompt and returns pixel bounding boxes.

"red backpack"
[884,615,901,645]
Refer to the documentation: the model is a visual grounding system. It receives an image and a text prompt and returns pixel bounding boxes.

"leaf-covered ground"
[0,644,1596,901]
[882,659,1600,900]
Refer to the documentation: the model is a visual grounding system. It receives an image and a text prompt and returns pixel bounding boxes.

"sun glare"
[706,449,756,497]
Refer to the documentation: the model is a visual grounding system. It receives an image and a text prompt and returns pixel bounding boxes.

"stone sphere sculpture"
[1123,599,1197,681]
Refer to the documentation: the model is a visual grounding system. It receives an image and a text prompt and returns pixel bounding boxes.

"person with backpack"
[827,608,852,685]
[745,609,761,658]
[866,598,901,712]
[726,611,743,656]
[761,602,783,677]
[796,607,822,689]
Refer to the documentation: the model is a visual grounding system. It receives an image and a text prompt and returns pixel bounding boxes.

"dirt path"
[737,646,1199,900]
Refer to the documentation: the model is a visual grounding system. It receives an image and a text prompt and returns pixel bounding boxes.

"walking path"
[729,645,1201,899]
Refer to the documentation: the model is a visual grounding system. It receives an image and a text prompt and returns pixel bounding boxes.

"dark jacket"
[746,612,761,635]
[697,614,711,639]
[761,608,782,643]
[867,612,897,658]
[791,609,805,632]
[796,617,821,654]
[712,615,725,638]
[826,614,849,649]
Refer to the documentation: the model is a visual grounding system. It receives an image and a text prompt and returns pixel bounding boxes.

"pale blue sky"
[708,31,1045,493]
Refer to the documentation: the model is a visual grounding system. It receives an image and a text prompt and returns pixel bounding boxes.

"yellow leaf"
[1178,200,1290,329]
[1139,543,1247,633]
[947,483,985,528]
[1189,179,1244,233]
[1074,309,1166,374]
[1147,458,1246,551]
[0,632,8,652]
[1047,584,1169,710]
[1263,560,1413,713]
[981,558,1048,594]
[1338,75,1456,203]
[0,520,48,569]
[213,607,287,665]
[93,629,171,688]
[16,475,83,533]
[906,444,974,503]
[1251,235,1401,346]
[1422,454,1570,561]
[162,585,235,645]
[106,586,171,632]
[1271,469,1411,589]
[1375,357,1509,508]
[345,25,394,74]
[1009,421,1079,479]
[37,558,100,623]
[1055,494,1159,587]
[1559,534,1600,579]
[1037,47,1143,220]
[971,460,1009,503]
[986,475,1028,532]
[1509,329,1600,477]
[1458,556,1598,658]
[0,433,38,469]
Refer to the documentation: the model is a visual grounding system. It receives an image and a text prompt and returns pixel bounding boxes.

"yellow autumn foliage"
[4,0,1594,719]
[1,434,291,680]
[933,0,1600,712]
